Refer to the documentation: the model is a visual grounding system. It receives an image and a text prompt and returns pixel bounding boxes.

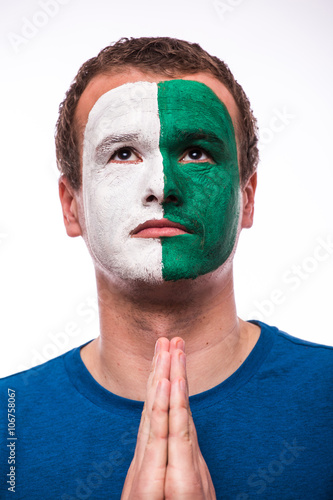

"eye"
[109,147,141,163]
[180,147,213,163]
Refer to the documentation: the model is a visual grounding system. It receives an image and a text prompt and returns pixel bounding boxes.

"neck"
[80,267,260,400]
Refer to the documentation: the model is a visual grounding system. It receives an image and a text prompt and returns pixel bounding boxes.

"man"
[0,37,332,499]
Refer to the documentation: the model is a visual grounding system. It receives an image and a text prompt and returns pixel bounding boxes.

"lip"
[131,219,191,238]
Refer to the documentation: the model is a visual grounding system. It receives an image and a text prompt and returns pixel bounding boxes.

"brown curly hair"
[55,36,259,190]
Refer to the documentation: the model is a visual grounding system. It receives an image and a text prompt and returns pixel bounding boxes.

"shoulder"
[253,320,333,381]
[0,344,81,393]
[254,320,333,352]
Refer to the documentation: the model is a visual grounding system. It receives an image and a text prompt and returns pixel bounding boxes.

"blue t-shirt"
[0,321,332,499]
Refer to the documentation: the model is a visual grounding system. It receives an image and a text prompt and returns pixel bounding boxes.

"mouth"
[131,219,191,238]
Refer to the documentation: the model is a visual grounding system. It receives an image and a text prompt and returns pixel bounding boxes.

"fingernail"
[155,340,160,355]
[176,339,185,351]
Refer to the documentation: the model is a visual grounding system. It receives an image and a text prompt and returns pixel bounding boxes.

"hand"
[121,337,216,500]
[121,337,170,499]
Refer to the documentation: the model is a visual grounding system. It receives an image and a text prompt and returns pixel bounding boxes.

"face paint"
[158,80,241,280]
[82,82,164,282]
[82,80,240,283]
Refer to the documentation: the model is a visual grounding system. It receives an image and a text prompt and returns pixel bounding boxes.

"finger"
[123,378,170,499]
[169,337,185,355]
[169,338,186,394]
[145,338,170,412]
[166,379,216,498]
[170,346,186,385]
[149,337,170,382]
[139,348,171,432]
[168,377,194,474]
[144,377,170,462]
[135,378,170,495]
[149,349,171,408]
[145,337,170,383]
[155,336,171,355]
[135,340,171,461]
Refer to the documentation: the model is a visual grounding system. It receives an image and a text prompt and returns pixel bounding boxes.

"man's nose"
[141,173,164,205]
[143,188,182,206]
[141,159,183,206]
[163,187,182,206]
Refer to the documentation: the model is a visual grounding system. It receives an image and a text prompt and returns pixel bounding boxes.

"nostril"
[146,195,156,203]
[166,194,178,204]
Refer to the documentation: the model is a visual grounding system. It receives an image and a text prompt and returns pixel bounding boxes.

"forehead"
[85,81,236,150]
[75,69,239,147]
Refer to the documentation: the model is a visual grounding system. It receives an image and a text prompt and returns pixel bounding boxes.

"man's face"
[76,70,241,283]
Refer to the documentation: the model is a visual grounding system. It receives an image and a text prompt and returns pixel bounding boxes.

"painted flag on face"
[82,80,241,283]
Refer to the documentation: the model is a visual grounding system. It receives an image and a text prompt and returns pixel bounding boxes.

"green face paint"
[158,80,241,281]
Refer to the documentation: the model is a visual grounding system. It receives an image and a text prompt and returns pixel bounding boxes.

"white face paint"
[82,82,164,282]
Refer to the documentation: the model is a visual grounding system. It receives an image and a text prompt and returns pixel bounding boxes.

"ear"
[58,176,82,237]
[241,171,257,229]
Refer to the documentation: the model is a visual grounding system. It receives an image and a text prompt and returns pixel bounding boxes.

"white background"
[1,0,332,377]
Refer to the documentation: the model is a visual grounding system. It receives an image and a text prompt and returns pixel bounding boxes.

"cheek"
[211,174,239,218]
[87,168,140,221]
[184,167,239,224]
[83,181,124,256]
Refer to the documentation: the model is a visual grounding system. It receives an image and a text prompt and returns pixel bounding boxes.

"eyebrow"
[173,130,224,144]
[95,133,139,162]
